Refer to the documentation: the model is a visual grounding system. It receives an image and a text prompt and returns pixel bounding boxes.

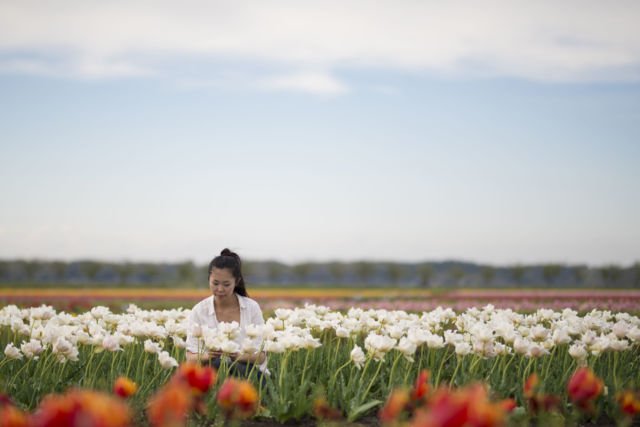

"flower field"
[1,303,640,426]
[1,288,639,313]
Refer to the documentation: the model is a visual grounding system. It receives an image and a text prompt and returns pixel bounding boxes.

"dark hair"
[208,248,248,297]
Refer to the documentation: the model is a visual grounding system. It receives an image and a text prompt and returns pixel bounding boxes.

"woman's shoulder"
[190,295,213,315]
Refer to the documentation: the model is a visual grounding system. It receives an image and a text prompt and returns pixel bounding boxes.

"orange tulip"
[466,384,508,427]
[523,373,539,399]
[216,378,258,419]
[113,377,137,398]
[30,389,131,427]
[147,382,193,427]
[379,388,410,424]
[567,367,603,411]
[617,390,640,416]
[313,397,342,421]
[0,403,28,427]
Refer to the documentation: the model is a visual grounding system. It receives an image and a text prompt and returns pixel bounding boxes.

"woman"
[185,248,267,376]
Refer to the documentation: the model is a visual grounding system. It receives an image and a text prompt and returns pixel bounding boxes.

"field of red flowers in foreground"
[2,363,639,426]
[1,288,639,313]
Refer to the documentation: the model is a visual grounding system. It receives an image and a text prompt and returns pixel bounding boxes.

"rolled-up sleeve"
[185,309,202,354]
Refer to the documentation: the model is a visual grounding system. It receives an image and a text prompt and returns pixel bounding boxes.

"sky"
[1,1,639,267]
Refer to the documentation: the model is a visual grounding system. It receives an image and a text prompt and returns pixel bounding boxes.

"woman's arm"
[234,351,266,365]
[185,351,204,363]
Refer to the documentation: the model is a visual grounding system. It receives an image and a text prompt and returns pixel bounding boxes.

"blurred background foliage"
[0,259,638,289]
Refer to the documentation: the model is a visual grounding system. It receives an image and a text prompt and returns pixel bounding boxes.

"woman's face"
[209,267,237,298]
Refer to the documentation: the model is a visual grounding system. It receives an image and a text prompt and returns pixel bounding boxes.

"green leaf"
[347,399,383,422]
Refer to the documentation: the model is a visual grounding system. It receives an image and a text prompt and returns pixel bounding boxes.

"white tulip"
[513,338,530,355]
[172,336,187,349]
[144,340,163,354]
[302,336,322,350]
[471,325,493,343]
[350,345,366,369]
[551,329,571,345]
[612,321,630,339]
[4,343,22,360]
[396,337,417,362]
[407,329,430,346]
[90,306,111,319]
[102,336,122,352]
[245,324,263,339]
[190,324,203,339]
[626,327,640,342]
[274,309,291,320]
[52,337,79,362]
[21,339,44,359]
[387,326,405,340]
[220,340,241,354]
[589,337,610,356]
[425,334,445,349]
[609,339,629,351]
[528,343,549,358]
[530,325,549,341]
[335,327,350,338]
[158,351,178,369]
[569,344,588,360]
[241,338,260,355]
[217,322,240,340]
[263,340,285,354]
[454,342,472,356]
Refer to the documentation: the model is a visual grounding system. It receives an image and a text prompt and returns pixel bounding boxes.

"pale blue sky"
[1,1,639,266]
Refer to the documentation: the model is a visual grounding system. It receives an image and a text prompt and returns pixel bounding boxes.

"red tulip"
[173,362,216,395]
[411,370,431,403]
[567,367,603,411]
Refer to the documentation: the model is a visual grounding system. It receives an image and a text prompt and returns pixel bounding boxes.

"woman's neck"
[214,293,239,309]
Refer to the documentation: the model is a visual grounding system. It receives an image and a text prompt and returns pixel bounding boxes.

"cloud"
[0,0,639,88]
[0,56,151,79]
[259,71,348,95]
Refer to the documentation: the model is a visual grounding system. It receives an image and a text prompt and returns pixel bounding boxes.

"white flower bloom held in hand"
[220,340,241,355]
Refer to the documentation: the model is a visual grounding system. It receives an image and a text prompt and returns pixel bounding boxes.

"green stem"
[450,356,462,388]
[361,360,384,403]
[300,349,311,386]
[387,352,402,389]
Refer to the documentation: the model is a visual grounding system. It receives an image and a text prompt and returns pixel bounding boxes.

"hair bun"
[220,248,239,260]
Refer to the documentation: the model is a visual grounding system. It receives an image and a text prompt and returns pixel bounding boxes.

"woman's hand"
[209,351,240,360]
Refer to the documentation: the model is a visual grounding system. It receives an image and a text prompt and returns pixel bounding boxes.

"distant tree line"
[0,259,639,288]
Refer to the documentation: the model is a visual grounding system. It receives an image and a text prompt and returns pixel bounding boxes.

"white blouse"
[185,294,267,372]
